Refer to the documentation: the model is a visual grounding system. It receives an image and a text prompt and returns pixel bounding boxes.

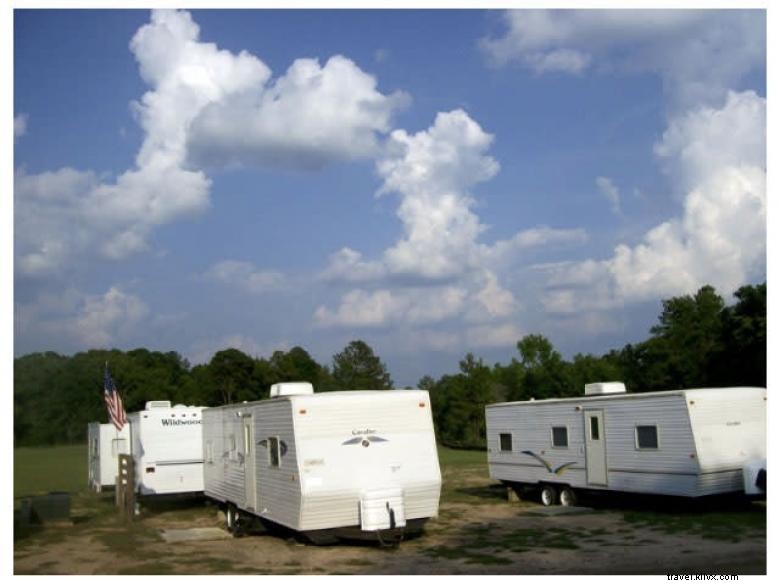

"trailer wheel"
[305,530,339,545]
[540,485,557,507]
[559,487,577,507]
[225,504,238,534]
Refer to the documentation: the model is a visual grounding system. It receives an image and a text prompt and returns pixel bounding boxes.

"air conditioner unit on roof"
[270,382,314,398]
[584,382,626,396]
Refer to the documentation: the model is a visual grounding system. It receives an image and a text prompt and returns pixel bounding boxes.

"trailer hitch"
[375,502,403,548]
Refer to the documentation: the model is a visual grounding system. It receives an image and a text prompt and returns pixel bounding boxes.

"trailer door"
[584,410,607,486]
[243,416,258,511]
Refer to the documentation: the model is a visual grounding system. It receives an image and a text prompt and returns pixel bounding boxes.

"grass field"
[436,445,486,467]
[14,444,88,497]
[13,443,766,574]
[13,443,485,499]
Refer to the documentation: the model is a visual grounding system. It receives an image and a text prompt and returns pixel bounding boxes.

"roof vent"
[145,400,172,409]
[584,382,626,396]
[270,382,314,398]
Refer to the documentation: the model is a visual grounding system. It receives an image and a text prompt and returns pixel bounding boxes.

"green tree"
[206,348,260,405]
[492,358,525,402]
[516,334,571,398]
[568,352,623,393]
[418,375,437,394]
[268,346,331,390]
[714,283,766,386]
[642,285,725,389]
[115,348,192,410]
[426,353,499,448]
[14,352,70,445]
[331,340,392,390]
[458,353,496,445]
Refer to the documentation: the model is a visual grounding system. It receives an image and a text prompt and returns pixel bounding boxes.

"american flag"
[104,363,127,431]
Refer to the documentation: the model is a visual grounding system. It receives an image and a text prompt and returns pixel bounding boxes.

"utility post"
[116,454,136,520]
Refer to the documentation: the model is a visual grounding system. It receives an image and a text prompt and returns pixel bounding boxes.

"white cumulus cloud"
[15,286,149,349]
[465,323,524,349]
[542,91,766,311]
[73,287,150,347]
[482,10,765,318]
[14,113,28,139]
[653,90,766,192]
[596,176,621,214]
[315,110,494,327]
[314,286,468,329]
[187,55,409,169]
[205,260,286,294]
[481,10,765,111]
[376,109,500,281]
[317,109,587,332]
[15,9,406,278]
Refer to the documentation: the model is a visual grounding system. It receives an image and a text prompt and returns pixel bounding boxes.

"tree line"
[14,283,765,447]
[14,340,391,445]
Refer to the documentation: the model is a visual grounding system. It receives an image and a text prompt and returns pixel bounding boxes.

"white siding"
[252,399,301,529]
[685,387,766,471]
[203,390,441,534]
[293,391,440,531]
[129,405,205,495]
[202,405,246,506]
[696,470,745,495]
[87,423,130,490]
[601,394,699,496]
[203,399,304,529]
[487,387,766,497]
[486,401,587,488]
[486,392,700,496]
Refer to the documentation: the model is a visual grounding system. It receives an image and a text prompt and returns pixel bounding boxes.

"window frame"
[228,434,237,460]
[589,415,601,441]
[498,433,513,452]
[243,425,252,456]
[268,436,281,467]
[550,425,569,448]
[635,425,660,450]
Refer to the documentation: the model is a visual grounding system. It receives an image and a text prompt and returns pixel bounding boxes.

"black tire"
[559,487,577,507]
[540,485,557,507]
[225,504,237,535]
[403,518,428,540]
[305,529,339,546]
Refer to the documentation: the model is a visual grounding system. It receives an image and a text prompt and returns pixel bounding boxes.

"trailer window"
[636,425,659,449]
[589,416,600,440]
[499,433,513,452]
[551,426,568,448]
[243,426,251,456]
[205,441,213,464]
[229,435,237,460]
[268,436,281,467]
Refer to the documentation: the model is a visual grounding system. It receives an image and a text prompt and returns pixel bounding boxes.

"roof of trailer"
[485,386,765,409]
[203,389,428,411]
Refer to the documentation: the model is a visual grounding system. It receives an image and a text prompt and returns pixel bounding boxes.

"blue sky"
[11,7,767,386]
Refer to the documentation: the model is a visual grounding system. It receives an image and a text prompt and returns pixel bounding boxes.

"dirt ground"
[14,468,766,575]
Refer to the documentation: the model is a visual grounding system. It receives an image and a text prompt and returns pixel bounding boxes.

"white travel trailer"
[202,383,442,543]
[87,422,131,492]
[486,384,766,506]
[127,401,205,496]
